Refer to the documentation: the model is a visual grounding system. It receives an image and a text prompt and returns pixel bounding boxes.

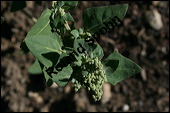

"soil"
[1,1,169,112]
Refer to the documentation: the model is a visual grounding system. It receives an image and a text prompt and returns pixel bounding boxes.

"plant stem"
[64,21,71,31]
[52,1,57,7]
[52,1,71,31]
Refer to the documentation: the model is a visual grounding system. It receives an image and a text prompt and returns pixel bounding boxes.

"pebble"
[145,9,163,30]
[122,104,129,111]
[101,83,112,104]
[28,92,43,104]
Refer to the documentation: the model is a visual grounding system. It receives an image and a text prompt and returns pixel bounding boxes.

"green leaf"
[10,1,26,12]
[44,65,73,87]
[64,1,78,9]
[24,9,64,68]
[43,67,53,87]
[78,28,84,34]
[73,39,104,60]
[71,29,79,38]
[63,12,74,21]
[91,44,104,60]
[1,17,4,24]
[63,35,74,50]
[56,1,65,8]
[52,15,61,28]
[29,59,43,74]
[52,65,73,87]
[103,51,141,85]
[26,9,52,37]
[83,4,128,33]
[25,33,63,68]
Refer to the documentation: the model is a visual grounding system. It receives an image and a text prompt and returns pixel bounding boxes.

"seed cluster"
[58,8,65,16]
[74,56,107,101]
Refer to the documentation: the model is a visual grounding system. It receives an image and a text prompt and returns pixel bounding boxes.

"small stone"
[141,68,147,81]
[101,83,112,104]
[50,82,58,88]
[122,104,129,111]
[145,9,163,30]
[28,92,43,104]
[152,1,160,6]
[64,84,71,94]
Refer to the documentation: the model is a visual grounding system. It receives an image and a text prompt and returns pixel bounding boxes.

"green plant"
[21,1,141,101]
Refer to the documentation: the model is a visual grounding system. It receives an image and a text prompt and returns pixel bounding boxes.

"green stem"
[52,1,57,7]
[64,21,71,31]
[52,1,71,31]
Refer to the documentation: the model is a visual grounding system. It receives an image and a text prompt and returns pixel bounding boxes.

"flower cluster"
[58,7,65,16]
[74,55,107,101]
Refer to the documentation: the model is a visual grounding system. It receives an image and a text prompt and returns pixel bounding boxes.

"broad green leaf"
[63,35,74,50]
[63,12,74,21]
[73,39,88,63]
[102,60,119,81]
[71,29,79,38]
[83,4,128,33]
[25,33,64,68]
[26,9,52,37]
[1,17,4,24]
[103,51,141,85]
[29,59,43,74]
[91,44,104,60]
[44,65,73,87]
[52,65,73,87]
[10,1,26,12]
[73,39,104,60]
[24,9,64,67]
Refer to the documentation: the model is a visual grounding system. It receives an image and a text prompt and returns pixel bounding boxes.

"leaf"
[52,65,73,87]
[103,51,141,85]
[83,4,128,33]
[43,67,53,87]
[102,60,119,80]
[78,28,84,34]
[52,15,61,28]
[73,39,104,60]
[63,12,74,21]
[63,35,74,49]
[91,44,104,60]
[64,1,78,9]
[56,1,65,8]
[29,59,43,74]
[43,65,73,87]
[24,9,64,68]
[22,9,53,54]
[26,9,52,37]
[71,29,79,38]
[42,52,60,67]
[10,1,26,12]
[25,33,63,68]
[1,17,4,24]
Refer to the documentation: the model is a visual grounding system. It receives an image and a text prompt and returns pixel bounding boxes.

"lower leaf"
[103,51,141,85]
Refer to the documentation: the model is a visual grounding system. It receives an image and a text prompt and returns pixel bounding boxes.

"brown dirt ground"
[1,1,169,112]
